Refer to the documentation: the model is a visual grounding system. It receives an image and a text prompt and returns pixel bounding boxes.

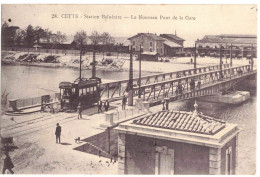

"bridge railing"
[132,64,253,103]
[99,64,230,100]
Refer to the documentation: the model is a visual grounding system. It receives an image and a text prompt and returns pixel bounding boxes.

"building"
[196,34,257,58]
[115,102,240,175]
[128,33,185,58]
[128,33,165,56]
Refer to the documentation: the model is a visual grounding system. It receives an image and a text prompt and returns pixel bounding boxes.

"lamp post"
[138,44,143,98]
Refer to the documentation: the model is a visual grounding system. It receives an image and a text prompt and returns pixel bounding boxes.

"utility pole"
[79,44,82,80]
[194,42,197,73]
[92,46,96,78]
[220,44,222,71]
[128,45,133,106]
[251,44,254,70]
[138,45,142,98]
[230,44,233,66]
[225,43,227,63]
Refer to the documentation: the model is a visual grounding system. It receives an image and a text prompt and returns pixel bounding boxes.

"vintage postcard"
[0,4,257,175]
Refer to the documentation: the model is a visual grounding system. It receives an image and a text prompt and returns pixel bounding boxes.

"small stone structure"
[115,101,241,175]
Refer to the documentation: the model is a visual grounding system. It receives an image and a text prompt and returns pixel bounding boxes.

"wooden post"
[128,46,133,106]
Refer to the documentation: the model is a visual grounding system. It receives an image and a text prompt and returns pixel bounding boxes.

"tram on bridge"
[59,77,102,111]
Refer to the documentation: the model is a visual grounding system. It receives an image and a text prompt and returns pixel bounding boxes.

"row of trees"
[2,22,67,48]
[2,22,117,51]
[73,30,115,48]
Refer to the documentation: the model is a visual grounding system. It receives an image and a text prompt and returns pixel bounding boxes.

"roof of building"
[164,39,183,48]
[133,110,226,135]
[115,101,240,148]
[128,33,165,41]
[160,34,185,41]
[197,34,257,44]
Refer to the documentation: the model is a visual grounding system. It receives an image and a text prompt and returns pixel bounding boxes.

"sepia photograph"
[0,3,257,175]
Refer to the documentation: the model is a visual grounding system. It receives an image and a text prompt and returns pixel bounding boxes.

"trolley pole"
[230,44,233,66]
[138,45,142,98]
[128,45,133,106]
[194,42,197,73]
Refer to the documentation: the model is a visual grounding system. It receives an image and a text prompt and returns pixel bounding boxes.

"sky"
[1,4,257,47]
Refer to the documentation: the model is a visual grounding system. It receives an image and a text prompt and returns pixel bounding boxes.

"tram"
[59,77,101,111]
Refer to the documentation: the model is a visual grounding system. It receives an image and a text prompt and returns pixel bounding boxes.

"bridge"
[100,64,256,105]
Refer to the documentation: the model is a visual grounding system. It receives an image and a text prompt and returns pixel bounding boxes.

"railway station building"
[115,102,241,175]
[196,34,257,58]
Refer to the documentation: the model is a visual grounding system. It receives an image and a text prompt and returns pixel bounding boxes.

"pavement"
[0,98,141,174]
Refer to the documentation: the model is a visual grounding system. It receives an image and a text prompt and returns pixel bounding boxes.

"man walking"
[77,103,82,119]
[122,95,127,110]
[2,152,14,174]
[55,123,61,144]
[104,100,109,112]
[98,100,102,113]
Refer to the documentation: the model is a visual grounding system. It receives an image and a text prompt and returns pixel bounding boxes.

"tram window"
[87,88,90,93]
[93,86,97,91]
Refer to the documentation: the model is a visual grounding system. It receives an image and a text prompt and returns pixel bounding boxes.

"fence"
[2,47,131,57]
[9,92,60,111]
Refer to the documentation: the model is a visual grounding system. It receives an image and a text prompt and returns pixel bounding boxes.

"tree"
[43,28,53,43]
[14,29,24,46]
[23,25,36,53]
[73,30,87,47]
[100,32,115,58]
[89,31,100,45]
[34,26,46,44]
[100,32,115,45]
[51,31,67,44]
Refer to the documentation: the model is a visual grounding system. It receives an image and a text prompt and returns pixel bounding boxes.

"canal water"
[1,65,147,99]
[1,64,256,174]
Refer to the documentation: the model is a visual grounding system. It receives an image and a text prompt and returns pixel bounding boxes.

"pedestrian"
[197,80,201,89]
[165,100,169,110]
[98,100,103,113]
[77,103,82,119]
[55,123,61,144]
[190,58,193,63]
[178,82,183,94]
[40,104,45,113]
[104,100,109,112]
[162,100,165,110]
[122,95,127,110]
[2,151,14,174]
